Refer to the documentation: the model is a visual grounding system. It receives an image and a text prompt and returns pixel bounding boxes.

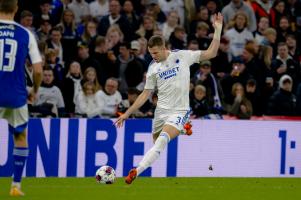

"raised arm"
[200,13,223,61]
[114,89,152,127]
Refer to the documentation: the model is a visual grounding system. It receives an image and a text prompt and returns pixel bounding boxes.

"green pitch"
[0,177,300,200]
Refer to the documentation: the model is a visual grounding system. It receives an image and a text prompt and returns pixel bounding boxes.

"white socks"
[137,132,170,176]
[11,182,21,189]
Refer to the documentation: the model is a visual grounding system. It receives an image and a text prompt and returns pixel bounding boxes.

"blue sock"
[13,147,29,183]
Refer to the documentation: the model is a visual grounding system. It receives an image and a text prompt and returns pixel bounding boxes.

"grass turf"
[0,177,300,200]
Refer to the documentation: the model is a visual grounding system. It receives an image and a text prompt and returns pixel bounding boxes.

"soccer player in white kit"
[115,13,223,184]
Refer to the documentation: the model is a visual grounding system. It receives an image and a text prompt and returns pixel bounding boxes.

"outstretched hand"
[114,113,129,128]
[212,12,223,31]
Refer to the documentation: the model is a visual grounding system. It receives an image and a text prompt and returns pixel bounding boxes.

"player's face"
[148,46,166,63]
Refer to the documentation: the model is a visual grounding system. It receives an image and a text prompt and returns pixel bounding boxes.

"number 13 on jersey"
[0,38,17,72]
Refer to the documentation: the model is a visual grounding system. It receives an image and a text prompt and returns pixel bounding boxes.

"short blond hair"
[264,28,277,36]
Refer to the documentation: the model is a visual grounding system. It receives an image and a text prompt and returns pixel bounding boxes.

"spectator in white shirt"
[97,78,122,118]
[75,82,104,117]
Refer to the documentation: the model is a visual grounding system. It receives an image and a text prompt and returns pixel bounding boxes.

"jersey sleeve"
[144,65,156,90]
[180,50,202,66]
[28,31,42,64]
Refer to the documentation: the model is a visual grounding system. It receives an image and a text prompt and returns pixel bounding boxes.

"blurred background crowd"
[16,0,301,119]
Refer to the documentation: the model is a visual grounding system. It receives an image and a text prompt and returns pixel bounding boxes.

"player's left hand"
[212,12,223,31]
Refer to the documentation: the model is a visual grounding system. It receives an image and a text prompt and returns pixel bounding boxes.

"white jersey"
[145,50,202,110]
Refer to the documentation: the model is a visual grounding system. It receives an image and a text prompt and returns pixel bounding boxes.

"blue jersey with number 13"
[0,19,41,108]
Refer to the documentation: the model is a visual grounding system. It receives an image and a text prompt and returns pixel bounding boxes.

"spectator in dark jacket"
[267,75,297,116]
[97,0,133,42]
[271,42,300,91]
[226,82,253,119]
[169,26,186,50]
[116,42,144,94]
[190,84,210,118]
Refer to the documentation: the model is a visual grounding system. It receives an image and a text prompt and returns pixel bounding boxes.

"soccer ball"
[95,166,116,184]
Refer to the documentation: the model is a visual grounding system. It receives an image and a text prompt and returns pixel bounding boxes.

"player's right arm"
[115,89,152,128]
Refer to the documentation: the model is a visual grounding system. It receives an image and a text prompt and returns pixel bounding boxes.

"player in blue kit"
[0,0,42,196]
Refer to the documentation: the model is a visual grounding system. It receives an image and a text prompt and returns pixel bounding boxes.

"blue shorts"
[0,104,28,134]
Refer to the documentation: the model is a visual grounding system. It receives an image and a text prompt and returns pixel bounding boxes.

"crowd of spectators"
[18,0,301,119]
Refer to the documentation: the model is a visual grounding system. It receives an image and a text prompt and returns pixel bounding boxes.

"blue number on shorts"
[175,116,181,125]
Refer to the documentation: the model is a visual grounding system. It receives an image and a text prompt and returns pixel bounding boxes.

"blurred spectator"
[193,60,224,114]
[242,43,265,90]
[62,61,83,114]
[226,82,253,119]
[205,0,223,13]
[161,10,180,41]
[222,0,257,32]
[286,34,301,63]
[269,0,286,28]
[68,0,90,25]
[261,27,277,56]
[76,41,101,77]
[169,26,186,50]
[51,0,65,25]
[81,19,98,51]
[267,75,297,116]
[117,42,144,94]
[271,42,300,90]
[210,36,231,79]
[36,19,52,42]
[245,79,263,116]
[144,0,166,24]
[57,9,80,65]
[224,11,254,57]
[250,0,272,22]
[222,56,251,104]
[190,84,210,118]
[188,40,201,77]
[92,36,118,85]
[20,10,37,38]
[135,15,158,41]
[254,16,269,44]
[97,0,133,42]
[159,0,184,26]
[189,6,212,35]
[121,0,141,32]
[81,67,102,91]
[130,40,148,71]
[276,16,294,43]
[45,48,65,88]
[75,82,104,117]
[33,0,56,28]
[257,45,277,114]
[89,0,109,20]
[47,27,64,65]
[188,21,211,50]
[105,24,124,56]
[96,78,122,118]
[32,67,65,117]
[118,88,151,118]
